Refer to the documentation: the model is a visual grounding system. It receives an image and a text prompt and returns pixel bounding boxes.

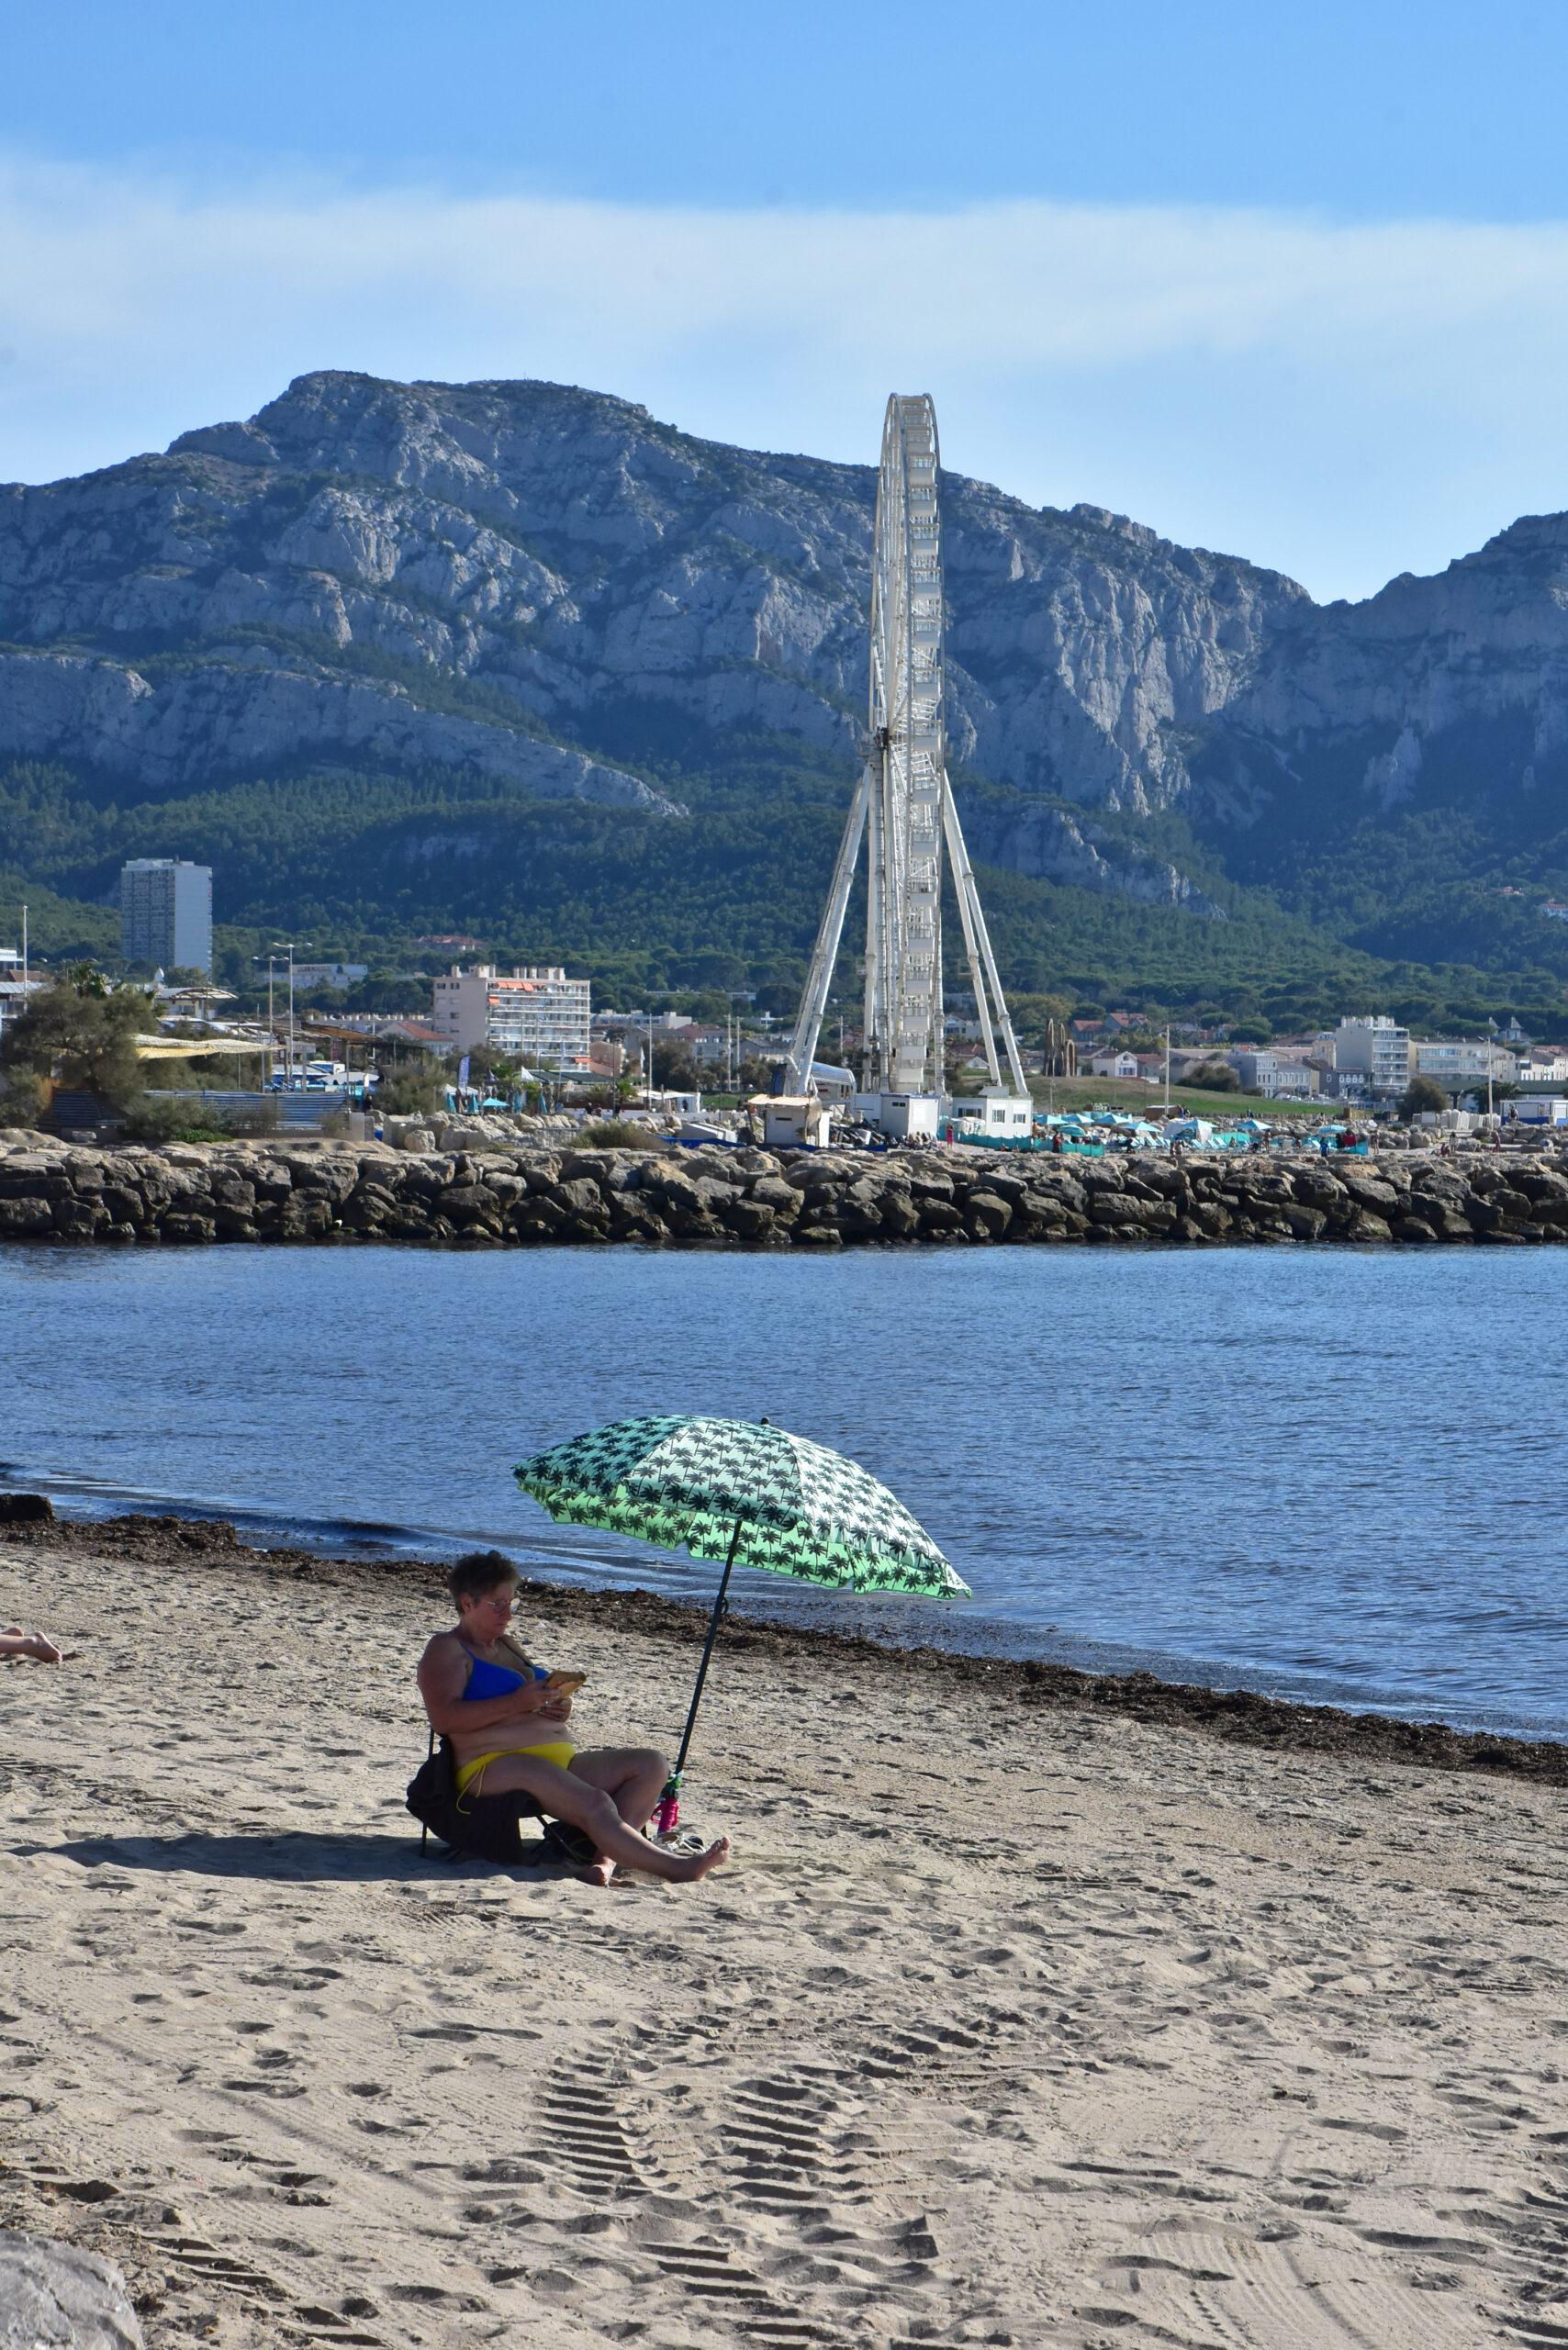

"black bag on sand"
[406,1736,550,1865]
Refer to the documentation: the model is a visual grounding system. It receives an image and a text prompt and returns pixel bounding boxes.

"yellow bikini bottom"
[455,1742,576,1799]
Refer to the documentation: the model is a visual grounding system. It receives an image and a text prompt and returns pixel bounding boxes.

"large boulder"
[1343,1174,1402,1214]
[1088,1194,1152,1232]
[748,1176,800,1217]
[1293,1169,1347,1209]
[965,1190,1014,1240]
[0,1198,53,1236]
[879,1189,923,1238]
[0,2232,143,2350]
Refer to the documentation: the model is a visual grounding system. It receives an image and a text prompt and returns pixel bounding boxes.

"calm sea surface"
[2,1242,1564,1737]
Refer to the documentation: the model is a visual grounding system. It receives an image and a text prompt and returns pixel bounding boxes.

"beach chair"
[406,1728,594,1868]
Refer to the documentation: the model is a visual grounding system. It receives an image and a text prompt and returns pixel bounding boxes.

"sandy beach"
[4,1519,1568,2350]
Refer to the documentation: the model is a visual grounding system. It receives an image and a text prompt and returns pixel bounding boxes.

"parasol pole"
[654,1515,744,1835]
[677,1514,744,1773]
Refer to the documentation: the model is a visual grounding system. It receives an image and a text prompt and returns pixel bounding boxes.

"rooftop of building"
[437,963,582,984]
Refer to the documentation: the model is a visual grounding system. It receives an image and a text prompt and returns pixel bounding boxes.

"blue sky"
[3,1,1567,599]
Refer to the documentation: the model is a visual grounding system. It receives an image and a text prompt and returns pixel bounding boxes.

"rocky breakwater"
[5,1130,1568,1249]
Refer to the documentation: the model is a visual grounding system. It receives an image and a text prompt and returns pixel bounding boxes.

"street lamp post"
[271,943,308,1093]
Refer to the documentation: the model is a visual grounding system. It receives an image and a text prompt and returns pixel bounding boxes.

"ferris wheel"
[787,395,1029,1112]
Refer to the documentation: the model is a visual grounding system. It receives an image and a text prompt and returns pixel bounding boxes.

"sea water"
[2,1241,1565,1738]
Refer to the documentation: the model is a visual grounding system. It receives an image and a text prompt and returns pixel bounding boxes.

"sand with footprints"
[5,1520,1568,2349]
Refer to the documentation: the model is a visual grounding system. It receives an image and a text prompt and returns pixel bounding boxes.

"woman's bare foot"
[567,1837,731,1887]
[0,1628,61,1663]
[666,1837,732,1882]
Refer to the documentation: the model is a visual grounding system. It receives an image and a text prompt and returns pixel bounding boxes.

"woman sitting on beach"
[417,1552,731,1888]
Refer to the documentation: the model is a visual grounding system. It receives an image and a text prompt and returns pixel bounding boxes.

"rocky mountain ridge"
[0,371,1306,913]
[4,368,1568,958]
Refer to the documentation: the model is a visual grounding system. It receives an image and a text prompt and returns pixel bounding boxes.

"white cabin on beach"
[752,1094,833,1149]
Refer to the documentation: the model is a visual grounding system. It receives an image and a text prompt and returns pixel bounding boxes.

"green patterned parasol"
[514,1415,967,1805]
[515,1413,966,1599]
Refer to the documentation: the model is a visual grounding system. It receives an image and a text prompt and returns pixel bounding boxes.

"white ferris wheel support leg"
[940,770,1001,1091]
[784,760,872,1092]
[941,779,1031,1102]
[862,769,885,1090]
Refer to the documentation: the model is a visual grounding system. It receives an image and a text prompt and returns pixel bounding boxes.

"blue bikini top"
[461,1644,545,1701]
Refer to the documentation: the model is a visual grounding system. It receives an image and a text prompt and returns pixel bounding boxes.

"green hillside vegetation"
[0,872,118,960]
[9,374,1568,1035]
[6,721,1568,1035]
[1192,727,1568,1013]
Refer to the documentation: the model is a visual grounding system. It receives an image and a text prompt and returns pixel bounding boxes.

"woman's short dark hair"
[448,1550,520,1607]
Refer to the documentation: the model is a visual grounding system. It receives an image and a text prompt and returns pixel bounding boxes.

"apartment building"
[120,858,212,975]
[1411,1038,1517,1090]
[1308,1060,1372,1102]
[0,946,42,1042]
[1325,1016,1410,1093]
[286,963,369,991]
[1230,1051,1319,1098]
[431,965,591,1069]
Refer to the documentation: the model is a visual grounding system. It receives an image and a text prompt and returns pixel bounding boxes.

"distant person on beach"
[1,1625,61,1662]
[417,1552,731,1889]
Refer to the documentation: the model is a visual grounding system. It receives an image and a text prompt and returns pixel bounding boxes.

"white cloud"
[3,155,1567,599]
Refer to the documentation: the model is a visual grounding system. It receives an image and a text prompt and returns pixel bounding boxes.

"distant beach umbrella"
[514,1413,967,1830]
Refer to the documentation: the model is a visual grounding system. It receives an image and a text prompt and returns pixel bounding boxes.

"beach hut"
[747,1093,833,1151]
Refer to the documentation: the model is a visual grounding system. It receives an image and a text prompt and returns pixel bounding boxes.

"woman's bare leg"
[0,1627,61,1663]
[568,1747,668,1833]
[468,1751,730,1886]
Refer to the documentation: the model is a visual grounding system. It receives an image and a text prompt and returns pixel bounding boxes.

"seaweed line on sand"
[4,1505,1562,1791]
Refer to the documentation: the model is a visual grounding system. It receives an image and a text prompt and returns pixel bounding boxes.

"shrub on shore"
[123,1093,236,1144]
[1396,1074,1450,1120]
[1182,1059,1240,1091]
[375,1058,445,1115]
[0,964,171,1128]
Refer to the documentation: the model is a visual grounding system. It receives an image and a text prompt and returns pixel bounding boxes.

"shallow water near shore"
[3,1241,1565,1737]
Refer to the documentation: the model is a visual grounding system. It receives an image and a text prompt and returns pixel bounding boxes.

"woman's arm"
[416,1636,554,1739]
[498,1633,573,1725]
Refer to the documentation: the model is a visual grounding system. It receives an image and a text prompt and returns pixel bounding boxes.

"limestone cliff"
[0,372,1308,910]
[5,369,1568,935]
[1196,512,1568,834]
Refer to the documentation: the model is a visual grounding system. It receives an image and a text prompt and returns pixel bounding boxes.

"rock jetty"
[3,1130,1568,1249]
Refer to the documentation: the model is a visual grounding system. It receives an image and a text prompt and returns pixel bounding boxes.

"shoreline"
[6,1128,1568,1249]
[8,1504,1565,1787]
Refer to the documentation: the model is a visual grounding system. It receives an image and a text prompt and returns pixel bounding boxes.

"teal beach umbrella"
[514,1413,968,1806]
